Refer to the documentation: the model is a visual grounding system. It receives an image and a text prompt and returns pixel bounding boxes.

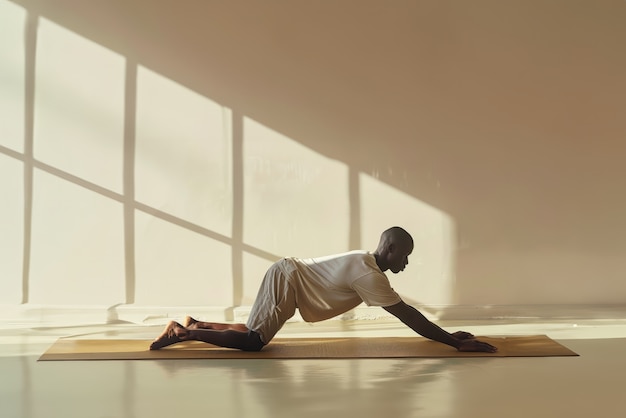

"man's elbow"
[383,301,408,317]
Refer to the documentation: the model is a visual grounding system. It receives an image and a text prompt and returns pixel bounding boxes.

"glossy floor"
[2,315,626,418]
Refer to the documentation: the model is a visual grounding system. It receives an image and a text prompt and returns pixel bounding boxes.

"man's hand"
[382,301,496,352]
[457,339,498,353]
[451,331,475,340]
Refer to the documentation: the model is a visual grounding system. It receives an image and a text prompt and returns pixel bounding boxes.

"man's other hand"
[457,339,498,353]
[451,331,475,340]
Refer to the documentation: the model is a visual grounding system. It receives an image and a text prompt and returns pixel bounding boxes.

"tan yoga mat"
[38,335,578,361]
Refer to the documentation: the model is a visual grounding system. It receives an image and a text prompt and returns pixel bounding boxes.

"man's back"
[283,250,401,322]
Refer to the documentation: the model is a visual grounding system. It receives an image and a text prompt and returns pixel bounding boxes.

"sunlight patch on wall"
[0,155,23,303]
[33,18,125,193]
[242,117,349,258]
[360,173,456,305]
[28,169,125,305]
[135,66,233,236]
[241,252,281,305]
[0,0,26,152]
[133,211,233,306]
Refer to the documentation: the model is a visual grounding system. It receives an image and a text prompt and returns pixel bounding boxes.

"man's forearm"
[386,302,460,348]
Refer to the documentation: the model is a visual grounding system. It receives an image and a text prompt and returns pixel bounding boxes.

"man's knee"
[242,330,266,352]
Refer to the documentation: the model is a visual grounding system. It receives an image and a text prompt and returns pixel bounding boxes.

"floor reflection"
[2,318,626,418]
[152,357,458,418]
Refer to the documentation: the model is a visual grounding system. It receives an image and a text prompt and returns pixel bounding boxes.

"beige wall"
[1,0,625,317]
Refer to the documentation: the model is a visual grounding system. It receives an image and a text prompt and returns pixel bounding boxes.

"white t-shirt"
[281,250,402,322]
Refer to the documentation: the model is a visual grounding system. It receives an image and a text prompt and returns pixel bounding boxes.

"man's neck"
[373,252,387,272]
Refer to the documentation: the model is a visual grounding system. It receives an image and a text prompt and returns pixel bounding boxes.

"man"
[150,226,497,353]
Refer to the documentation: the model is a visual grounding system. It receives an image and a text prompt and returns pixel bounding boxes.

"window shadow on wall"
[1,0,456,313]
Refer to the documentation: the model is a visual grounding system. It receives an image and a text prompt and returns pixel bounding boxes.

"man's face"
[388,241,413,274]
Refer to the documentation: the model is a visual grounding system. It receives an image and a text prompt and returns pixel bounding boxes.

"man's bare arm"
[383,301,497,352]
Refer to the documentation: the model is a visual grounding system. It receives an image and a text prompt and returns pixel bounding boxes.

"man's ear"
[387,243,396,254]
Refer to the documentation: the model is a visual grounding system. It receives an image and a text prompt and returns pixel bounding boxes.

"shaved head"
[374,227,414,273]
[378,226,413,248]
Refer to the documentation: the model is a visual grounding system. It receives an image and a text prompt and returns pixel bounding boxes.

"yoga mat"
[39,335,578,361]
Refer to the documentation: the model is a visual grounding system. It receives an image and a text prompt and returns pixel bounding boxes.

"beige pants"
[245,259,297,344]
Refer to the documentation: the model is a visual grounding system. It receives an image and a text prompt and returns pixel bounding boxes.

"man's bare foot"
[183,316,199,329]
[149,321,189,350]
